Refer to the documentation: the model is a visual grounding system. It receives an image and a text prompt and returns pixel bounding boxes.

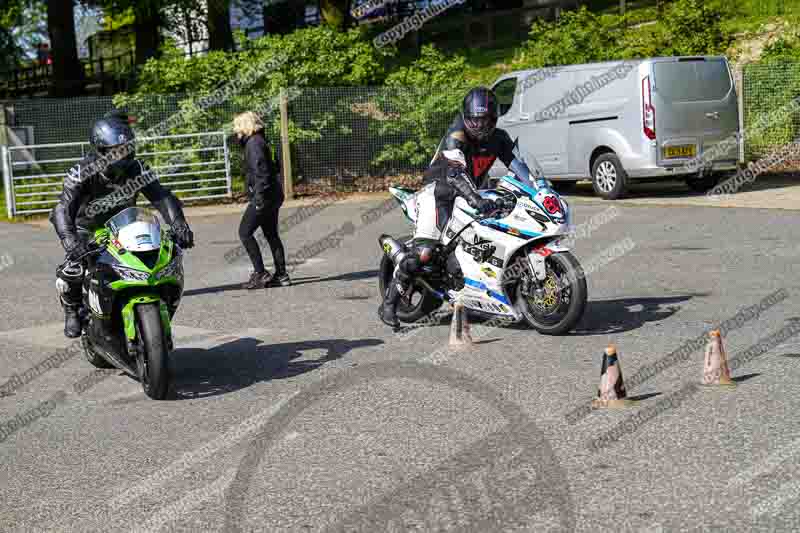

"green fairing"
[106,230,180,290]
[159,301,172,341]
[93,227,176,341]
[122,295,161,340]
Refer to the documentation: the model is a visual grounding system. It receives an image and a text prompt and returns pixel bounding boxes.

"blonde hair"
[232,111,264,137]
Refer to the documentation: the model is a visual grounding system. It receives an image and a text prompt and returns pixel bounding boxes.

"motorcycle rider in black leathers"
[50,112,195,338]
[378,87,536,328]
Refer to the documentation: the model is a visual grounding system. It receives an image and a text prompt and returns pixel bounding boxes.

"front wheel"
[134,303,170,400]
[515,252,587,335]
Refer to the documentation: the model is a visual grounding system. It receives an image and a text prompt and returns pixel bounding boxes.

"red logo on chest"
[472,155,496,177]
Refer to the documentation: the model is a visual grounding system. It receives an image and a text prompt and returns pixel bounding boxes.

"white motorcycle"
[378,148,587,335]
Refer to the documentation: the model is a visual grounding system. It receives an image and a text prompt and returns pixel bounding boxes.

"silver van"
[489,56,741,199]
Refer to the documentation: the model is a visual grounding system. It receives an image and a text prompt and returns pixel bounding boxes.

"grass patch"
[0,189,50,223]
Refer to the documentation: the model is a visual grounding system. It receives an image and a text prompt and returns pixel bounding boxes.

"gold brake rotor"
[531,273,559,311]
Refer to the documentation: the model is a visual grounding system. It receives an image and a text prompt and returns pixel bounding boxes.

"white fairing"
[389,186,418,225]
[435,175,574,319]
[387,140,580,320]
[116,220,162,252]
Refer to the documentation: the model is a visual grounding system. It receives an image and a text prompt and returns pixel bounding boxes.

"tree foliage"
[1,0,47,71]
[516,0,732,69]
[374,45,471,167]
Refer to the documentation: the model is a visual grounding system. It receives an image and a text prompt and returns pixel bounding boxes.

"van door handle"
[705,112,720,120]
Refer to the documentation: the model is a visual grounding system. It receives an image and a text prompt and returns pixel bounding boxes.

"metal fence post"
[2,145,13,218]
[222,131,232,197]
[0,103,8,148]
[737,64,745,164]
[279,87,293,200]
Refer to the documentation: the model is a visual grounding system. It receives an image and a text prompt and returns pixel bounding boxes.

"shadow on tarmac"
[570,293,709,336]
[166,336,384,400]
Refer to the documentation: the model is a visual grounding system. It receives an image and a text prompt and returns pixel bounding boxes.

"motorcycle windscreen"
[106,207,162,252]
[508,139,547,189]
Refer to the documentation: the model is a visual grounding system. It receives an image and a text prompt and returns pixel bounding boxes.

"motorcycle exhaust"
[378,234,407,265]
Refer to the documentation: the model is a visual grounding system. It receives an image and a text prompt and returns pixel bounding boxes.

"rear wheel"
[135,303,170,400]
[515,252,587,335]
[378,241,442,324]
[592,153,628,200]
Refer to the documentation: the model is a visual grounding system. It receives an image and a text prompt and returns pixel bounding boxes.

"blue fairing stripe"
[489,290,511,305]
[464,278,484,290]
[502,175,538,198]
[482,220,541,238]
[464,278,511,305]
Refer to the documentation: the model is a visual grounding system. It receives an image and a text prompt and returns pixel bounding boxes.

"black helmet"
[90,113,136,179]
[462,87,499,142]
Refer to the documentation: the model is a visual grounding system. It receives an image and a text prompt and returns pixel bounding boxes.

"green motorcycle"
[60,207,185,400]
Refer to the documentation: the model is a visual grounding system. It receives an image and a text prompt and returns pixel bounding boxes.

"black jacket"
[49,153,187,248]
[241,131,282,205]
[421,112,521,213]
[425,112,518,190]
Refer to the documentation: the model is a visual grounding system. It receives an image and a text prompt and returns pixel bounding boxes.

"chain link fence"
[3,60,800,210]
[742,60,800,165]
[2,85,468,200]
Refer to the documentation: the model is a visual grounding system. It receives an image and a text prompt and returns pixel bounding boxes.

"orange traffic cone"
[592,344,634,408]
[448,300,473,349]
[702,330,735,387]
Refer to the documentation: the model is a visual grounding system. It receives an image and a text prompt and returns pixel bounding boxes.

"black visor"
[464,115,496,140]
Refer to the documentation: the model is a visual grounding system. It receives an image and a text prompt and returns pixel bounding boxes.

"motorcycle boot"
[57,263,85,338]
[378,241,436,330]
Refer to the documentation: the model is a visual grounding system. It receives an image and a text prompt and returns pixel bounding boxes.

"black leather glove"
[253,194,265,211]
[476,197,498,215]
[62,236,92,261]
[172,219,194,249]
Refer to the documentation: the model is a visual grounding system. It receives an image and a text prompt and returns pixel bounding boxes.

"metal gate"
[2,131,232,218]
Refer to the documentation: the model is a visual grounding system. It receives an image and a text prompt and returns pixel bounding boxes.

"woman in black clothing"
[233,111,290,289]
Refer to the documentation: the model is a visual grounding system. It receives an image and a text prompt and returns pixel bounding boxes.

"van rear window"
[653,59,732,102]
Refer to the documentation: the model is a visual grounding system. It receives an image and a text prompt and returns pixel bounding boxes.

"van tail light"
[642,75,656,140]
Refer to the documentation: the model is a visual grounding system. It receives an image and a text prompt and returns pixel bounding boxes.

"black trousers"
[238,201,286,275]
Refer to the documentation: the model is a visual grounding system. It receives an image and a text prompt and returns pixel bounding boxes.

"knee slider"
[55,278,72,297]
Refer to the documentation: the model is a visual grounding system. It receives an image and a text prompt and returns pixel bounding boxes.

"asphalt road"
[1,193,800,532]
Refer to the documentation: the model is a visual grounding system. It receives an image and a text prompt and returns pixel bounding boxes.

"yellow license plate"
[664,144,696,158]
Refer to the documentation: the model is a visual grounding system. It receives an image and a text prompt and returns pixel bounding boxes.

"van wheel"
[685,173,721,193]
[592,154,628,200]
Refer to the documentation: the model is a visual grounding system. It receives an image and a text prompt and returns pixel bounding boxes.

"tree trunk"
[207,0,234,51]
[47,0,85,96]
[134,3,161,65]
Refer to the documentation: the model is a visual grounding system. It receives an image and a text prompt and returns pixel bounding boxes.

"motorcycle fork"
[518,254,547,298]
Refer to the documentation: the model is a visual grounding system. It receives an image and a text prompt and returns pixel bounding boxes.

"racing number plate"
[663,144,696,158]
